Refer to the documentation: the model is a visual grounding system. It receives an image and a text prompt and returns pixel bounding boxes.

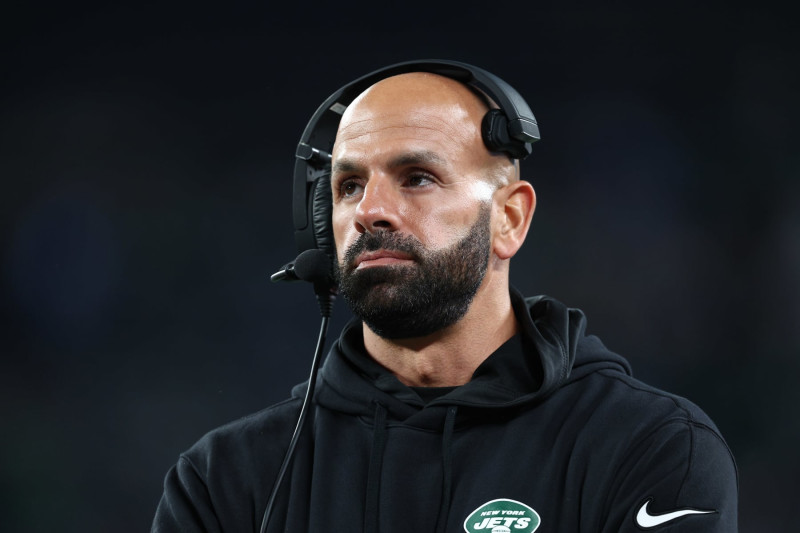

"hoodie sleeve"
[151,455,223,533]
[600,418,738,532]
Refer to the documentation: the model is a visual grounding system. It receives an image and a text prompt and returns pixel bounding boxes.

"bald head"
[334,72,519,188]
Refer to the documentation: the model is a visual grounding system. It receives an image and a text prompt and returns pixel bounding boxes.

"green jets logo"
[463,499,541,533]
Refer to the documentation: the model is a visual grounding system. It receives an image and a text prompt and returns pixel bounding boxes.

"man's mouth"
[354,250,415,270]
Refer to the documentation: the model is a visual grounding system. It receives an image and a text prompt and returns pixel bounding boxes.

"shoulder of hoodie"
[563,350,730,449]
[566,364,738,488]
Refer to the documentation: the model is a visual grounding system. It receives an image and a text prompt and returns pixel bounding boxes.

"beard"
[334,205,491,339]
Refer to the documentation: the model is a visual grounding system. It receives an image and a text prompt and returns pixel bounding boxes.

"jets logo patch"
[463,498,541,532]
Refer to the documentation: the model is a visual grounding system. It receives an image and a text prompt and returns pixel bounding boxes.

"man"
[153,67,738,532]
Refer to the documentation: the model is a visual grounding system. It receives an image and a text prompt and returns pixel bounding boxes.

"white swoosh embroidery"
[635,498,716,528]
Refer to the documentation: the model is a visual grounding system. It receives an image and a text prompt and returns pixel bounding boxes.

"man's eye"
[340,180,362,197]
[407,174,433,187]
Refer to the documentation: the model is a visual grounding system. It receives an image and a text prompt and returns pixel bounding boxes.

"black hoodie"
[153,291,738,532]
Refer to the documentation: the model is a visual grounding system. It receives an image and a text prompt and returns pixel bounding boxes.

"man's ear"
[492,180,536,260]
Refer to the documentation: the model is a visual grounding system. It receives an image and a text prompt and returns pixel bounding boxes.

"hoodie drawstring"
[364,402,388,533]
[364,403,457,533]
[435,406,458,533]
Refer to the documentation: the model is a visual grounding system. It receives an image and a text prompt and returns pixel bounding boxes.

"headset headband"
[291,59,540,256]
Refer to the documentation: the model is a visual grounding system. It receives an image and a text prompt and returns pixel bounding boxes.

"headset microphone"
[271,249,336,317]
[291,249,332,283]
[271,248,331,283]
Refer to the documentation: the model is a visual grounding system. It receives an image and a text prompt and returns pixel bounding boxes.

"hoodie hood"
[307,288,631,429]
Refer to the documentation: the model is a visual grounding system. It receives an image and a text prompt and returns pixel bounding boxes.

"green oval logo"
[463,498,541,533]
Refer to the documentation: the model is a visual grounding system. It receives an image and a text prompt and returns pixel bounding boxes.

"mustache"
[341,231,423,270]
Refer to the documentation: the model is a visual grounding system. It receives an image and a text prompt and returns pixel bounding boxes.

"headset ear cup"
[481,109,531,159]
[311,173,335,259]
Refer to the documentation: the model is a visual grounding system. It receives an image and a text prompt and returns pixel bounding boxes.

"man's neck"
[361,283,518,387]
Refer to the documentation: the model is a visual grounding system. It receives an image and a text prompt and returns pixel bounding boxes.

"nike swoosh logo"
[635,498,716,529]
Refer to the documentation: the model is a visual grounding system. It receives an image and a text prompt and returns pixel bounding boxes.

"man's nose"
[354,176,401,234]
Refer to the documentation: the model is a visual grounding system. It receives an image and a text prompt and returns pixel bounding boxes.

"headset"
[289,59,540,273]
[263,60,540,533]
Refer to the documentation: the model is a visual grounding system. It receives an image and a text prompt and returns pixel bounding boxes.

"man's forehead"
[331,118,477,174]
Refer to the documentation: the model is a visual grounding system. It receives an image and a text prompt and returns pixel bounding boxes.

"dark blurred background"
[1,2,796,531]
